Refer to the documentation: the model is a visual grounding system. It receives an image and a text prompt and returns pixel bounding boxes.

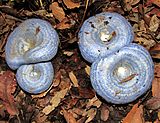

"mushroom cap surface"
[16,62,54,94]
[5,19,59,70]
[78,12,134,63]
[90,43,154,104]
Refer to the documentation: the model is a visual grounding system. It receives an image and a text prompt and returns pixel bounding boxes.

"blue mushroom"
[90,43,154,104]
[78,12,134,63]
[5,19,59,70]
[5,19,59,94]
[16,62,54,94]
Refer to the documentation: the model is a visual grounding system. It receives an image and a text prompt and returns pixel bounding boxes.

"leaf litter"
[0,0,159,122]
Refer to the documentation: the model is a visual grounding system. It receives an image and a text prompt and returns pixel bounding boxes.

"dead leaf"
[69,71,79,87]
[85,65,90,76]
[71,108,86,116]
[55,17,75,30]
[145,97,160,110]
[34,112,48,123]
[122,103,144,123]
[64,98,79,109]
[62,108,78,123]
[130,0,140,5]
[63,0,80,9]
[135,37,156,49]
[149,15,160,32]
[149,8,160,17]
[154,64,160,78]
[150,0,160,7]
[42,88,69,115]
[86,96,102,109]
[150,44,160,59]
[77,116,87,123]
[53,70,61,87]
[152,78,160,98]
[78,87,95,99]
[50,2,65,22]
[139,20,147,33]
[123,0,140,11]
[82,108,97,123]
[0,71,19,116]
[100,104,109,121]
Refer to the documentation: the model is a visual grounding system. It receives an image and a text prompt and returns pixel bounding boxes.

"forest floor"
[0,0,160,123]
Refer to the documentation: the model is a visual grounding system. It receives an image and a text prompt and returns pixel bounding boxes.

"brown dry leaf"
[72,108,86,116]
[152,78,160,97]
[135,37,156,49]
[50,2,65,22]
[68,109,79,119]
[55,17,75,30]
[149,15,160,32]
[34,112,48,123]
[145,97,160,110]
[85,65,90,76]
[150,0,160,7]
[139,20,147,33]
[69,71,79,87]
[64,98,79,109]
[78,87,95,99]
[83,108,97,123]
[100,104,109,121]
[122,103,144,123]
[123,0,140,11]
[63,0,80,9]
[86,96,102,109]
[42,88,69,115]
[149,8,160,17]
[128,0,140,5]
[0,71,19,116]
[155,64,160,77]
[150,44,160,59]
[62,108,78,123]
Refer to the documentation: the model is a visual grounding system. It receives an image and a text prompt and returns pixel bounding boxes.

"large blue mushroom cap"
[90,43,154,104]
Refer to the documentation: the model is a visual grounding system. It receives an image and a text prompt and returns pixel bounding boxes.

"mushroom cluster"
[78,12,154,104]
[5,19,59,94]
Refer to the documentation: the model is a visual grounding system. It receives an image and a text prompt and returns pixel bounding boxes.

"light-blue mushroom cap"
[90,43,154,104]
[16,62,54,94]
[78,12,134,63]
[5,19,59,70]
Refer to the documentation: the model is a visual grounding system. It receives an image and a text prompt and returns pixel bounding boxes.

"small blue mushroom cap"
[78,12,134,63]
[16,62,54,94]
